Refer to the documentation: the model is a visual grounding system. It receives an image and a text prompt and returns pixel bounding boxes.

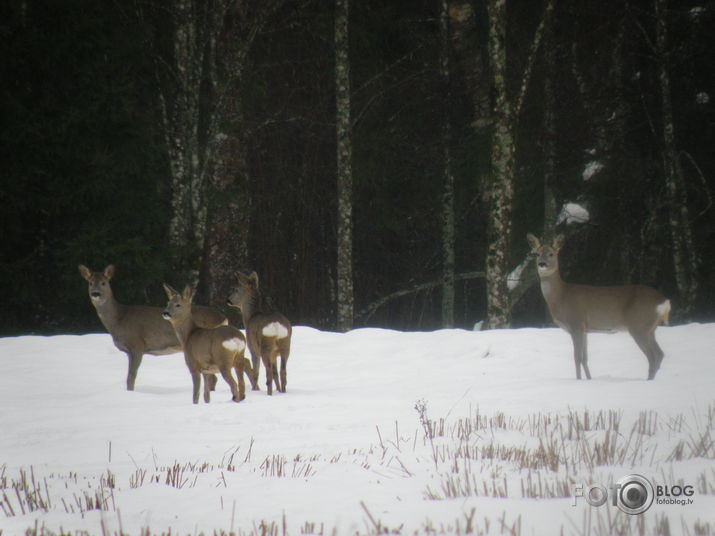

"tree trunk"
[161,0,207,275]
[542,3,558,240]
[199,93,250,310]
[197,2,277,309]
[147,1,276,284]
[440,0,455,328]
[448,1,492,132]
[335,0,354,331]
[485,0,514,329]
[483,0,553,326]
[655,0,699,314]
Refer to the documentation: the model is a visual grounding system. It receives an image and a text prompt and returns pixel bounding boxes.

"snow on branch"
[557,203,590,225]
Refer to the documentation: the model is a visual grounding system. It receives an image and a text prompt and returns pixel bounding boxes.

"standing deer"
[526,234,671,380]
[162,284,247,404]
[79,264,226,390]
[227,271,292,395]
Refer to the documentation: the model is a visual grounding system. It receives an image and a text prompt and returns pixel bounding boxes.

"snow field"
[0,324,714,535]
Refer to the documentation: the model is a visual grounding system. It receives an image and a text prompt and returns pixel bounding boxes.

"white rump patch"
[262,322,289,339]
[222,337,246,352]
[657,300,671,319]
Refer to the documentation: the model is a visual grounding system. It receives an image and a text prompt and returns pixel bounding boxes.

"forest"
[0,0,713,336]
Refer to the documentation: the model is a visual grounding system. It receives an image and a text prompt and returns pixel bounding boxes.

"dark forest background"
[1,0,713,336]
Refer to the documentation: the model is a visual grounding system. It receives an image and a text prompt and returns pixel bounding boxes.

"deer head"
[226,271,259,309]
[162,283,195,324]
[527,234,565,277]
[78,264,116,306]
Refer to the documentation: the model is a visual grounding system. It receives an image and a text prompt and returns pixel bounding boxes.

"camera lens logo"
[615,474,654,514]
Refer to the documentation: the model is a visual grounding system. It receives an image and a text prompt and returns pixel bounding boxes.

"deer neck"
[238,290,262,325]
[537,267,565,305]
[171,315,199,348]
[93,290,123,331]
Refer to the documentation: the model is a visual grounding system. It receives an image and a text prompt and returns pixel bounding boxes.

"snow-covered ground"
[1,323,714,535]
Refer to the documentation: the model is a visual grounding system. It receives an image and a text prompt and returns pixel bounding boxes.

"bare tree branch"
[357,271,485,323]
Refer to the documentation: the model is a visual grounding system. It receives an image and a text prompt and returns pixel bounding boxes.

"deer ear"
[163,283,177,299]
[526,233,541,250]
[182,284,196,302]
[103,265,115,280]
[249,271,259,288]
[552,234,566,251]
[78,264,92,281]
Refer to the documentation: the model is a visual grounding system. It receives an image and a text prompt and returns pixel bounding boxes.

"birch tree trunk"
[147,0,277,287]
[335,0,354,331]
[484,0,553,327]
[440,0,456,328]
[655,0,699,314]
[485,0,515,329]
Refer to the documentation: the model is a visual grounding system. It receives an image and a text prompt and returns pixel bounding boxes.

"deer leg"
[241,357,257,390]
[260,339,278,395]
[203,373,212,403]
[247,339,261,391]
[652,334,665,371]
[629,329,657,380]
[278,339,290,393]
[645,327,665,378]
[220,366,242,403]
[646,332,665,380]
[126,351,143,391]
[191,371,201,404]
[233,356,246,402]
[252,354,262,391]
[269,349,281,393]
[262,354,274,396]
[569,331,584,379]
[279,355,288,393]
[272,362,281,393]
[207,374,218,391]
[581,334,592,380]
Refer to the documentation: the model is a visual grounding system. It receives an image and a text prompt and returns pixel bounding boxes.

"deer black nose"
[91,292,101,298]
[538,262,547,269]
[162,311,171,319]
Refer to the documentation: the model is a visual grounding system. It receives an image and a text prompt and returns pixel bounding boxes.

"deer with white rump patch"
[227,271,292,395]
[79,264,227,391]
[162,284,248,404]
[526,234,670,380]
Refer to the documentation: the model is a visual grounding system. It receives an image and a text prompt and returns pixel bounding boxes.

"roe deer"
[227,271,292,395]
[526,234,671,380]
[79,264,227,390]
[162,284,247,404]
